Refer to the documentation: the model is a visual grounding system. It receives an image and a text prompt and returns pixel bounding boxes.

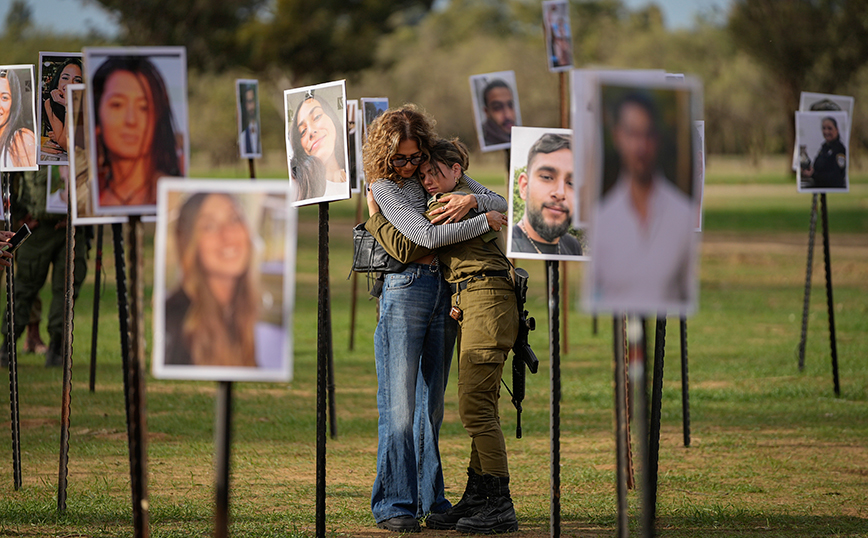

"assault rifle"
[510,268,538,439]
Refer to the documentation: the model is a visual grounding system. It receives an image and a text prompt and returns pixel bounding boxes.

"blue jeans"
[371,263,457,522]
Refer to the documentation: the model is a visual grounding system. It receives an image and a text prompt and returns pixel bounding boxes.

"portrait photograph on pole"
[469,70,521,152]
[792,91,854,172]
[584,73,702,316]
[66,83,127,226]
[360,97,388,142]
[0,64,39,171]
[84,46,189,216]
[346,99,361,194]
[152,179,296,382]
[694,120,706,231]
[796,110,849,193]
[37,52,83,165]
[507,126,586,261]
[542,0,573,72]
[45,165,70,214]
[284,80,350,206]
[236,79,262,159]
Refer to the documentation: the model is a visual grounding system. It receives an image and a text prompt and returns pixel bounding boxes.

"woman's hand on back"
[366,185,381,216]
[429,193,477,224]
[485,211,508,232]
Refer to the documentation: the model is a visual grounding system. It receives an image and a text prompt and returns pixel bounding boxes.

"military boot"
[426,467,486,529]
[45,338,63,368]
[454,474,518,534]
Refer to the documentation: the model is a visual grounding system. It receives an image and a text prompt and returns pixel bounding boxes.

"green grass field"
[0,158,866,537]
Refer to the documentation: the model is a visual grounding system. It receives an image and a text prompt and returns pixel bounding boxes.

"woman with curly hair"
[0,68,37,169]
[363,105,507,533]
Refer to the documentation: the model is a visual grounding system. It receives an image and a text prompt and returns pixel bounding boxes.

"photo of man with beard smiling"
[509,129,583,258]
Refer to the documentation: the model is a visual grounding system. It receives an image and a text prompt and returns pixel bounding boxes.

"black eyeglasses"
[390,153,428,168]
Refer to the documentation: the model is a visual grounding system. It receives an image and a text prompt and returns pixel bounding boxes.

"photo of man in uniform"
[237,80,261,158]
[510,130,582,257]
[590,89,696,313]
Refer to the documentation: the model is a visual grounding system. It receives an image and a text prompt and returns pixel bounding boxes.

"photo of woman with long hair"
[0,65,38,171]
[86,48,187,213]
[38,54,83,163]
[284,81,349,205]
[164,191,260,367]
[154,181,294,382]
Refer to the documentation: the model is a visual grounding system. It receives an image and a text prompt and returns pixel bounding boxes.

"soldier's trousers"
[453,276,518,478]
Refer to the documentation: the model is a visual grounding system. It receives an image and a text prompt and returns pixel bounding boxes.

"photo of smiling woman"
[38,53,83,164]
[0,65,38,171]
[284,80,350,206]
[85,47,188,215]
[153,180,295,382]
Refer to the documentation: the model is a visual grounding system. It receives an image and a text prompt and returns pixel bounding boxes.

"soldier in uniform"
[367,138,520,534]
[802,116,846,189]
[0,168,88,367]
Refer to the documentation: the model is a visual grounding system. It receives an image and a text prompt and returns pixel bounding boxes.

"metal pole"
[4,172,21,490]
[349,194,362,350]
[648,317,666,523]
[315,203,330,538]
[679,318,691,447]
[112,222,149,537]
[57,188,76,511]
[628,317,654,538]
[558,71,569,357]
[546,261,561,538]
[798,194,818,370]
[89,225,103,392]
[214,381,233,538]
[247,158,256,180]
[613,315,628,538]
[819,195,840,396]
[327,284,337,440]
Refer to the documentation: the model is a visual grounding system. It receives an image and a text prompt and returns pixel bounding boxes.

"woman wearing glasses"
[363,105,505,533]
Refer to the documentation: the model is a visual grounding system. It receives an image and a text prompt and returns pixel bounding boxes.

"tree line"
[3,0,866,167]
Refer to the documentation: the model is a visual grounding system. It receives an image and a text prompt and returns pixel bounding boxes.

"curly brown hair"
[362,104,437,186]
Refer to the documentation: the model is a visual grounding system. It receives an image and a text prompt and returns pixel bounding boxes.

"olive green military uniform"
[1,169,88,363]
[367,177,518,477]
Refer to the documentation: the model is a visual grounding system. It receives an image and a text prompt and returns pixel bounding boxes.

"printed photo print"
[791,91,853,174]
[236,79,262,159]
[543,0,573,72]
[585,75,701,316]
[470,71,521,152]
[796,111,849,193]
[66,83,127,226]
[45,165,70,214]
[285,80,350,206]
[360,97,388,144]
[37,52,83,165]
[507,126,586,261]
[346,99,361,193]
[0,64,39,171]
[84,47,189,216]
[152,179,296,382]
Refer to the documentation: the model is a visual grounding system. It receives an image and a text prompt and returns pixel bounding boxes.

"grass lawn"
[0,157,866,537]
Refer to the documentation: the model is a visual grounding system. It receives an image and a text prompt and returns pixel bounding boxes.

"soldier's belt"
[450,270,511,294]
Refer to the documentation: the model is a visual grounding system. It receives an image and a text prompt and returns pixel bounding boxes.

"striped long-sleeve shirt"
[370,174,507,250]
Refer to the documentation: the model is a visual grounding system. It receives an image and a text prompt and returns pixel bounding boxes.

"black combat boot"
[44,338,63,368]
[454,474,518,534]
[426,467,486,529]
